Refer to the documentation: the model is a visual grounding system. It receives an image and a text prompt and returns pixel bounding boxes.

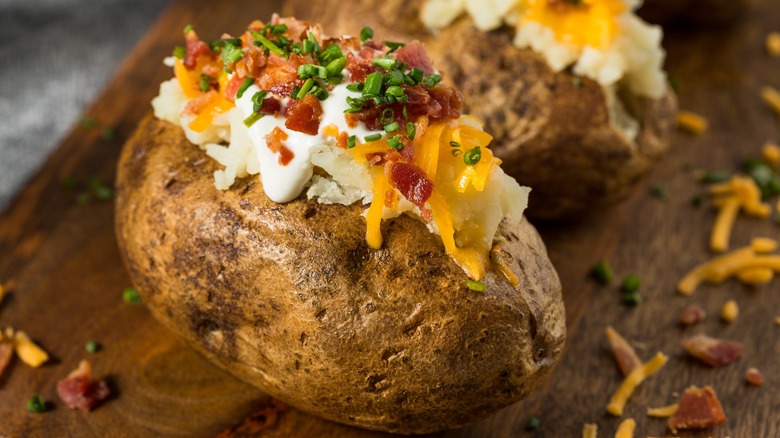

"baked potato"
[115,18,565,434]
[285,0,678,221]
[639,0,748,25]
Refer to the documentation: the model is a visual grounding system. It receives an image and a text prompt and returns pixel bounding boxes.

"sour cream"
[235,81,382,203]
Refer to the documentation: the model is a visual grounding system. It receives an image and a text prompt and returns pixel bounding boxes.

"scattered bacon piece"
[217,399,289,438]
[259,97,282,116]
[346,51,382,83]
[235,44,269,79]
[0,334,13,379]
[278,145,295,166]
[745,367,765,386]
[394,41,435,75]
[184,90,218,115]
[224,75,247,102]
[56,360,110,412]
[347,85,462,131]
[678,304,706,327]
[184,31,213,70]
[668,386,726,433]
[336,131,349,149]
[605,326,642,376]
[256,53,305,98]
[681,334,743,367]
[284,94,323,135]
[387,162,434,211]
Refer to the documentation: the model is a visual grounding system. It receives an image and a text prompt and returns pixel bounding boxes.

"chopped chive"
[466,280,486,293]
[85,341,100,353]
[402,106,408,119]
[360,26,374,43]
[76,192,91,205]
[94,185,114,201]
[590,260,613,284]
[79,116,96,128]
[463,146,481,166]
[364,133,382,142]
[621,292,642,306]
[372,57,397,70]
[651,183,669,200]
[318,44,344,65]
[251,31,286,57]
[325,56,347,79]
[384,122,399,133]
[172,46,186,60]
[421,73,441,88]
[380,108,395,125]
[699,171,730,184]
[297,64,327,79]
[199,74,214,92]
[408,68,424,84]
[620,274,640,293]
[347,135,356,149]
[388,136,402,150]
[251,90,268,113]
[385,41,406,52]
[123,287,142,304]
[243,112,263,128]
[406,122,416,140]
[450,141,461,148]
[346,83,363,92]
[451,149,462,157]
[525,417,540,431]
[27,395,46,413]
[385,85,405,99]
[363,72,383,96]
[296,78,315,99]
[236,78,255,99]
[301,39,314,54]
[183,24,193,34]
[309,85,329,100]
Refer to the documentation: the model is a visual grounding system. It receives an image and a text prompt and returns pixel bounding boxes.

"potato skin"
[115,115,565,434]
[639,0,748,25]
[284,0,678,220]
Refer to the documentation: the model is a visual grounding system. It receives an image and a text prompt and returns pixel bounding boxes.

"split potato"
[115,115,565,434]
[285,0,678,220]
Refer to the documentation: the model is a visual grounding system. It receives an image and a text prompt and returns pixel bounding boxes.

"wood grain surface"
[1,0,778,436]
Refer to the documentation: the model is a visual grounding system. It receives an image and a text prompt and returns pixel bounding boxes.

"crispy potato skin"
[115,115,565,434]
[639,0,747,25]
[284,0,678,220]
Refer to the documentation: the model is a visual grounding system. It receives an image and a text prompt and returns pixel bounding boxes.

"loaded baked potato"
[286,0,678,220]
[115,17,565,434]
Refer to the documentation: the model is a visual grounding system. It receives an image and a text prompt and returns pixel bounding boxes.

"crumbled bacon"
[217,399,289,438]
[224,75,247,102]
[394,41,435,75]
[0,335,13,379]
[284,94,323,135]
[387,162,434,211]
[184,31,213,70]
[346,85,463,131]
[678,304,706,327]
[605,327,642,376]
[57,360,110,412]
[336,131,349,149]
[235,44,269,79]
[745,367,765,386]
[278,145,295,166]
[668,386,726,433]
[259,96,282,115]
[183,90,218,115]
[264,127,295,166]
[681,334,743,367]
[346,51,381,83]
[256,53,306,98]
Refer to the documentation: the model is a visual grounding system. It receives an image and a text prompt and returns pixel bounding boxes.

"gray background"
[0,0,168,211]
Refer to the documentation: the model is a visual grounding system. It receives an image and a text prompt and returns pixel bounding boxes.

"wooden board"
[1,0,778,436]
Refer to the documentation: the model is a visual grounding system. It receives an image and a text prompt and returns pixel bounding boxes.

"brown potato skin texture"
[115,115,566,434]
[638,0,747,25]
[284,1,678,220]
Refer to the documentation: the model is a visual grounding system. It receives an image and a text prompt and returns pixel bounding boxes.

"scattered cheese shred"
[14,331,49,368]
[583,423,598,438]
[762,142,780,168]
[708,177,771,252]
[720,299,739,322]
[737,267,775,285]
[676,111,708,135]
[762,86,780,117]
[607,352,669,416]
[614,418,636,438]
[775,316,780,326]
[767,32,780,56]
[0,283,5,304]
[647,404,679,418]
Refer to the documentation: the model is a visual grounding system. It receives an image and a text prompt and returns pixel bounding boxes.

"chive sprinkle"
[525,417,540,431]
[243,112,263,128]
[236,78,254,99]
[621,274,640,293]
[183,24,193,34]
[463,146,481,166]
[364,133,382,142]
[466,280,486,293]
[651,183,669,200]
[622,292,642,306]
[172,46,186,60]
[123,287,142,304]
[590,260,613,285]
[296,78,315,99]
[449,141,460,148]
[27,396,46,413]
[251,31,286,57]
[384,122,399,133]
[388,136,402,150]
[360,26,374,43]
[85,341,100,353]
[406,122,416,140]
[347,135,357,149]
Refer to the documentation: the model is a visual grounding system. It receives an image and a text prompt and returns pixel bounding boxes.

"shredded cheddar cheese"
[737,267,774,285]
[647,404,678,417]
[582,423,598,438]
[762,86,780,116]
[768,32,780,56]
[676,110,708,135]
[720,299,739,322]
[775,316,780,326]
[14,330,49,368]
[614,418,635,438]
[762,143,780,168]
[0,283,5,305]
[607,352,669,416]
[708,176,771,253]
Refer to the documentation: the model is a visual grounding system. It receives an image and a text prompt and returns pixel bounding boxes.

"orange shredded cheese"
[710,196,740,253]
[614,418,636,438]
[736,267,774,285]
[762,142,780,168]
[720,299,739,322]
[708,176,771,252]
[647,404,679,418]
[676,111,708,135]
[607,352,669,416]
[583,423,598,438]
[768,32,780,56]
[0,283,4,304]
[366,169,390,249]
[414,123,445,180]
[762,86,780,116]
[14,330,49,368]
[775,316,780,326]
[752,237,779,253]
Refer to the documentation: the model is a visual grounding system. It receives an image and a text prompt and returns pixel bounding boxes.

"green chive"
[406,122,416,140]
[699,171,730,184]
[388,136,402,150]
[123,287,142,304]
[363,72,383,96]
[466,280,486,293]
[385,41,406,52]
[385,85,405,99]
[301,39,314,54]
[243,112,263,128]
[364,133,382,142]
[251,31,286,57]
[451,149,462,157]
[296,78,315,99]
[79,116,96,128]
[590,260,613,285]
[525,417,540,431]
[774,215,780,227]
[85,341,100,353]
[621,274,640,293]
[463,146,481,166]
[251,90,268,113]
[27,396,46,413]
[421,73,441,88]
[236,78,254,99]
[360,26,374,43]
[325,56,347,79]
[347,135,356,149]
[572,77,582,89]
[651,183,669,201]
[372,57,397,70]
[94,185,114,202]
[319,44,344,65]
[408,68,424,84]
[101,127,116,141]
[450,141,461,148]
[346,83,363,92]
[622,292,642,306]
[183,24,193,34]
[310,85,329,100]
[384,122,399,133]
[199,74,214,92]
[172,46,186,60]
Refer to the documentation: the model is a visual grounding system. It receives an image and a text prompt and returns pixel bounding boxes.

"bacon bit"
[259,96,282,116]
[346,51,381,83]
[387,162,434,211]
[394,41,435,75]
[681,334,743,367]
[224,75,247,102]
[720,299,739,323]
[256,53,305,98]
[605,326,642,376]
[607,352,669,416]
[347,85,463,131]
[582,423,598,438]
[384,189,399,209]
[183,90,218,115]
[745,367,764,386]
[217,399,289,438]
[184,30,213,70]
[278,146,295,166]
[264,127,294,165]
[0,331,13,379]
[236,44,269,79]
[678,304,706,326]
[647,404,679,417]
[284,94,323,135]
[614,418,636,438]
[668,386,726,433]
[57,360,110,412]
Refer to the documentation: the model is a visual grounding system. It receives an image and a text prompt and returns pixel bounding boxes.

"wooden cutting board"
[1,0,778,436]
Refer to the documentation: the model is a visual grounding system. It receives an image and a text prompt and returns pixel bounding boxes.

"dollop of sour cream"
[234,78,382,203]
